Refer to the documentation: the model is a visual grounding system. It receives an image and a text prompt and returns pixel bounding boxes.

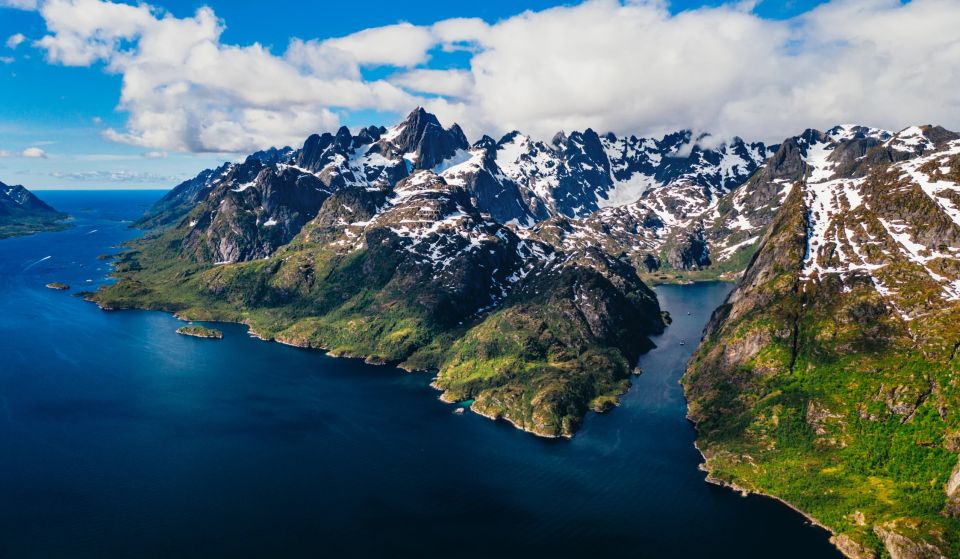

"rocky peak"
[473,134,497,155]
[245,146,293,166]
[353,125,385,147]
[377,107,469,170]
[333,126,353,150]
[297,132,337,172]
[0,182,57,213]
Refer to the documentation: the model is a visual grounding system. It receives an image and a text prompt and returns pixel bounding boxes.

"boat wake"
[24,255,52,271]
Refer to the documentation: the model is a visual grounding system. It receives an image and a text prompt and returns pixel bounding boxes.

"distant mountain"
[96,108,685,437]
[137,107,772,275]
[686,124,960,558]
[88,107,960,557]
[0,181,68,239]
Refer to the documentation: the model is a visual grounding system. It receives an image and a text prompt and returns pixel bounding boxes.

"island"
[45,282,70,290]
[175,325,223,339]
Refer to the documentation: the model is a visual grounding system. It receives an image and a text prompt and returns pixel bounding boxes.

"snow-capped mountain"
[143,107,773,267]
[799,125,960,313]
[0,181,60,216]
[685,123,960,559]
[491,127,772,220]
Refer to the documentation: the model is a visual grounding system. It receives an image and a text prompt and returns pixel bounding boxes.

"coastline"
[691,439,866,559]
[83,269,859,553]
[86,292,635,441]
[88,285,854,543]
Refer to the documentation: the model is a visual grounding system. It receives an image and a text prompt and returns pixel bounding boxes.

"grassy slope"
[684,185,960,557]
[0,214,70,239]
[95,217,664,438]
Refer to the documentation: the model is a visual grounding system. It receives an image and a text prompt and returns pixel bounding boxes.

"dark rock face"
[136,163,234,229]
[380,107,469,170]
[0,183,58,214]
[519,246,663,358]
[181,163,331,263]
[666,225,711,270]
[134,107,778,275]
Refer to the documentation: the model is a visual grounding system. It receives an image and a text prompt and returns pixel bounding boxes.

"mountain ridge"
[90,109,960,556]
[0,181,68,239]
[685,124,960,558]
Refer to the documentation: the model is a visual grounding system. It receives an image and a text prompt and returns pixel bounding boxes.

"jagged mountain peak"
[245,146,294,166]
[377,107,469,170]
[826,123,892,143]
[883,124,960,155]
[138,108,776,267]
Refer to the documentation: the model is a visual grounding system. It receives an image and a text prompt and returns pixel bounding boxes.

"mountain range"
[91,108,960,558]
[0,181,67,238]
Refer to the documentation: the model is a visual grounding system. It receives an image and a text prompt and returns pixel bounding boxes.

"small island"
[176,325,223,339]
[45,282,70,290]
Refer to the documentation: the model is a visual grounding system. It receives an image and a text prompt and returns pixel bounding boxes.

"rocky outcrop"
[180,162,332,263]
[874,522,948,559]
[946,457,960,517]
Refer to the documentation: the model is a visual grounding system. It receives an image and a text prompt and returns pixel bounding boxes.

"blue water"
[0,191,843,558]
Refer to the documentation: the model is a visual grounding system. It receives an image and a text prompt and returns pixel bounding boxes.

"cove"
[0,191,843,558]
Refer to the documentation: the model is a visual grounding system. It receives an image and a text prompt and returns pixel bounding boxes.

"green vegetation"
[0,216,69,239]
[93,215,664,438]
[685,186,960,557]
[45,282,70,290]
[176,325,223,339]
[642,241,756,285]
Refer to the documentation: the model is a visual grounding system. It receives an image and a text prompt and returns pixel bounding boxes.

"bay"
[0,191,842,558]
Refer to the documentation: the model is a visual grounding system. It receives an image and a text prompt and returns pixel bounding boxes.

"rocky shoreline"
[175,325,223,339]
[691,440,853,555]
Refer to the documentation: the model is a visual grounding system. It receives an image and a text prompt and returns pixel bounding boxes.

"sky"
[0,0,956,190]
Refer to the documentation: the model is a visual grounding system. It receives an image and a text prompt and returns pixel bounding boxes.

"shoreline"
[88,294,634,441]
[85,287,856,554]
[691,438,862,559]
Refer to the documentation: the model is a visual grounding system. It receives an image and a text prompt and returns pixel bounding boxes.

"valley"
[79,108,960,557]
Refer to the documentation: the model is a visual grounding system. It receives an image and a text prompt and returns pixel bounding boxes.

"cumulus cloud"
[29,0,960,151]
[0,147,48,157]
[389,69,473,97]
[419,0,960,141]
[33,0,416,153]
[0,0,38,9]
[6,33,26,49]
[320,22,436,67]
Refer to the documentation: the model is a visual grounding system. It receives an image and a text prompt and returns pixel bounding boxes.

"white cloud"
[6,33,26,49]
[0,147,48,157]
[142,150,167,159]
[427,0,960,142]
[22,147,47,157]
[34,0,416,153]
[0,0,38,10]
[29,0,960,152]
[431,18,489,47]
[389,69,473,97]
[0,56,13,64]
[320,22,436,68]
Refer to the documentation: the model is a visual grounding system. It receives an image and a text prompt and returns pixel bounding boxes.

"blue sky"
[1,0,946,190]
